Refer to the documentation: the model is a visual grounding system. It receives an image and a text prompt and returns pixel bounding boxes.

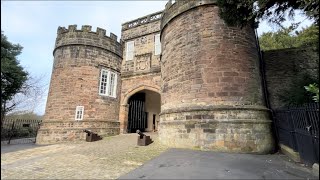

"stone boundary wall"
[264,47,319,109]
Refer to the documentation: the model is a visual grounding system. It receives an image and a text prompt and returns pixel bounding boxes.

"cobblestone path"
[1,133,169,179]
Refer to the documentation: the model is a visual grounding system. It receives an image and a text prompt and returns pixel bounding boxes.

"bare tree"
[4,74,48,117]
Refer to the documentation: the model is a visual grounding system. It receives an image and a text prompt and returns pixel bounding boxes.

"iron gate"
[1,119,42,144]
[273,103,319,165]
[273,110,298,151]
[127,93,147,133]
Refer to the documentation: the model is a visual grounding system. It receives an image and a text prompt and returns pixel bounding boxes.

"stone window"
[154,34,161,55]
[75,106,84,120]
[99,69,117,98]
[126,41,135,61]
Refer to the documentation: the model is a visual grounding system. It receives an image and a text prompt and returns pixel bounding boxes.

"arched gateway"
[120,86,160,133]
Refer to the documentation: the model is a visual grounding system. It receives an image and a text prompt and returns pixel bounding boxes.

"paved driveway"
[1,133,168,179]
[1,133,317,179]
[119,148,317,179]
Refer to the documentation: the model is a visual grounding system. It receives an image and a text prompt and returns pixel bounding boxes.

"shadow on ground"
[1,143,48,154]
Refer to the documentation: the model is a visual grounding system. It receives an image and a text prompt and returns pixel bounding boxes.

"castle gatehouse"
[37,0,275,154]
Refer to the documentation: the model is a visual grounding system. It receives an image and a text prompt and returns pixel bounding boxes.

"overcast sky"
[1,1,313,115]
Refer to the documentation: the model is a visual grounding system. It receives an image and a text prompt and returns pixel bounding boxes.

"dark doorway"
[153,114,156,132]
[127,93,148,133]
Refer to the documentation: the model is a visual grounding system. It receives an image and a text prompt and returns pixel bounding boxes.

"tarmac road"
[119,148,318,179]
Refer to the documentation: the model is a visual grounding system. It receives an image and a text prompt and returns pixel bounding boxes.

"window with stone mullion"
[99,69,109,95]
[99,69,117,98]
[108,72,117,97]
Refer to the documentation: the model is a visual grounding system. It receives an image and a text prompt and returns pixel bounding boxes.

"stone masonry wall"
[161,3,264,111]
[264,47,319,109]
[121,11,162,77]
[159,109,273,153]
[119,12,163,133]
[159,0,274,153]
[45,46,121,121]
[119,74,161,133]
[37,25,122,144]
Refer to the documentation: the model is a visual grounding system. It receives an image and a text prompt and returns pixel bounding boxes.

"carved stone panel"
[135,53,151,72]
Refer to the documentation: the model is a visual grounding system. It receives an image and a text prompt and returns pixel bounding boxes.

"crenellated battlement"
[57,25,119,41]
[122,11,163,30]
[54,25,122,57]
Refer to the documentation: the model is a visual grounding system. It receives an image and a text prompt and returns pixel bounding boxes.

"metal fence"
[273,103,319,165]
[1,119,42,144]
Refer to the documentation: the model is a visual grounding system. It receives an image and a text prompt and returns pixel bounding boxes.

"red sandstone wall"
[44,26,122,122]
[161,5,264,111]
[158,1,274,153]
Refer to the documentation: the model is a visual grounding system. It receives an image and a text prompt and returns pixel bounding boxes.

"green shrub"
[304,83,319,102]
[277,73,317,106]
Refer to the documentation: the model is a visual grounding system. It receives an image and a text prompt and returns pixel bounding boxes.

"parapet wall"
[121,11,163,41]
[122,11,163,31]
[55,25,122,57]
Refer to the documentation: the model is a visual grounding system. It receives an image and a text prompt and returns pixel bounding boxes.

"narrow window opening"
[126,41,135,61]
[75,106,84,120]
[154,34,161,55]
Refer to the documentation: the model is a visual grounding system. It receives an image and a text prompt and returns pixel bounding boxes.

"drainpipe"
[254,27,270,109]
[254,26,279,152]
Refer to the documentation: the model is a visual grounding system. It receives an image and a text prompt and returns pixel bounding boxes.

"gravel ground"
[1,133,169,179]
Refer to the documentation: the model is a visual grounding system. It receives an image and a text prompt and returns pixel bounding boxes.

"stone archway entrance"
[121,89,160,133]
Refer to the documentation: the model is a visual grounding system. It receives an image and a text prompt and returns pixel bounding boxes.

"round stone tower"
[159,1,275,153]
[37,25,122,144]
